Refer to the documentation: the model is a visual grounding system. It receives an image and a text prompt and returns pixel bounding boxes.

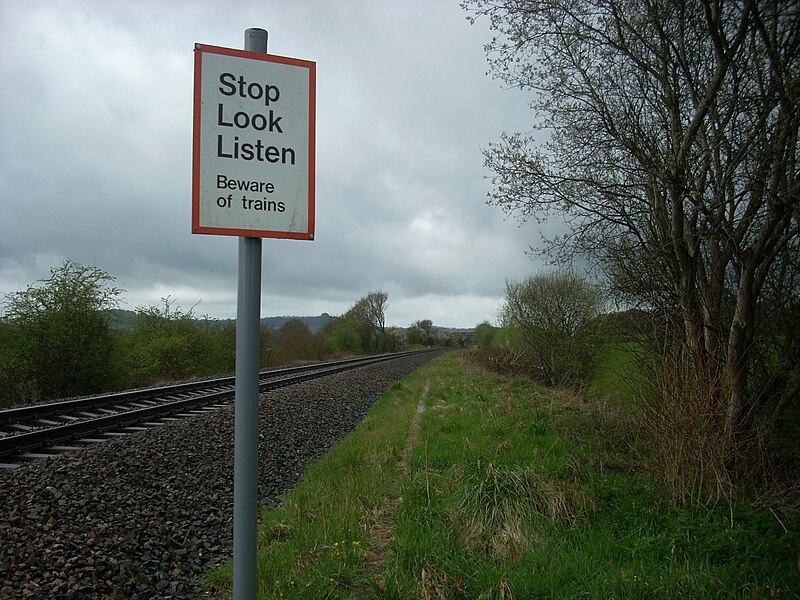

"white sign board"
[192,44,316,239]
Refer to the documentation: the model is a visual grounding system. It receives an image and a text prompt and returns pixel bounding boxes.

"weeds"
[638,348,735,507]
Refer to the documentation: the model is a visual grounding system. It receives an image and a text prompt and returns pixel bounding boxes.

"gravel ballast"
[0,352,442,599]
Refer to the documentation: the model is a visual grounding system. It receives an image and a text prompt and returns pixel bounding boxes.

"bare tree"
[365,290,389,340]
[465,0,800,455]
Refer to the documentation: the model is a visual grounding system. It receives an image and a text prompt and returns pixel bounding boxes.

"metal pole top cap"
[245,28,268,52]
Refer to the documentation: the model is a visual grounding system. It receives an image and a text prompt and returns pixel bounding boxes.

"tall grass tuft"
[455,461,586,559]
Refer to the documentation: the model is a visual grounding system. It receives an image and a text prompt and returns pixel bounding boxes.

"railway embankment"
[0,351,442,598]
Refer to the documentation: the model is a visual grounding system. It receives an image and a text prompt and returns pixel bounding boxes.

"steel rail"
[0,350,435,460]
[0,352,425,426]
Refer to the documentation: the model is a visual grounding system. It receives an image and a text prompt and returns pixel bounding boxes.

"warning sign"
[192,44,316,239]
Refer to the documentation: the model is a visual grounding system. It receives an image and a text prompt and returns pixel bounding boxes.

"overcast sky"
[0,0,554,329]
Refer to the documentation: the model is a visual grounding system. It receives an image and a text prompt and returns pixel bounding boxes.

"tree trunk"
[726,264,756,441]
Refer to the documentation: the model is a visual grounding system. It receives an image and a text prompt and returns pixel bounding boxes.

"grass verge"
[206,352,800,599]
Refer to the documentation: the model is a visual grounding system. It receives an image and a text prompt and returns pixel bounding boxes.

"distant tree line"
[0,261,445,408]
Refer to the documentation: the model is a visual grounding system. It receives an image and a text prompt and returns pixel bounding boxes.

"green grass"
[206,352,800,599]
[589,340,653,405]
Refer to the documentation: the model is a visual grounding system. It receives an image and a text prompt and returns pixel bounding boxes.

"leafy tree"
[324,317,365,355]
[276,318,313,363]
[474,321,498,348]
[344,299,372,351]
[1,260,122,402]
[309,328,329,361]
[377,328,399,352]
[406,325,424,346]
[198,318,237,375]
[122,297,205,383]
[260,324,277,368]
[345,290,390,352]
[466,0,800,452]
[412,319,434,345]
[500,272,604,388]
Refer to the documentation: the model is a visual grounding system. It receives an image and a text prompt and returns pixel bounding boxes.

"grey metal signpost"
[234,27,267,600]
[192,27,315,599]
[234,233,261,599]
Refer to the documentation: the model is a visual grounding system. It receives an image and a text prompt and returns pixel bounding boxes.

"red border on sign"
[192,44,316,240]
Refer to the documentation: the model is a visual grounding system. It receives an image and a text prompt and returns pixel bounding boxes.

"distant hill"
[109,309,139,329]
[108,309,335,333]
[261,313,335,333]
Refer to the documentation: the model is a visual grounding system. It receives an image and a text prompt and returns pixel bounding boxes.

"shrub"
[499,271,605,387]
[0,260,122,404]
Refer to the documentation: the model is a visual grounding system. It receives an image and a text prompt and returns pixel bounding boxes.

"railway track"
[0,350,433,468]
